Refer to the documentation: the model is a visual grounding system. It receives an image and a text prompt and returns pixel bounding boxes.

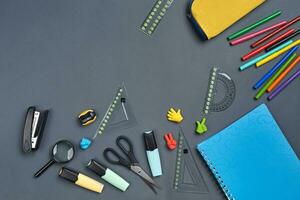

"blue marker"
[144,130,162,177]
[253,46,298,89]
[239,40,293,71]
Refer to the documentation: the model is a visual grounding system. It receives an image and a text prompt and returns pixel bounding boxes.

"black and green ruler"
[140,0,174,36]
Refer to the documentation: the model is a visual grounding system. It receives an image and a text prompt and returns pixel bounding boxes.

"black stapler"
[22,106,49,153]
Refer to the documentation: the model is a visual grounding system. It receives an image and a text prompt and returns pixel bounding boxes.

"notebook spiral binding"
[199,150,235,200]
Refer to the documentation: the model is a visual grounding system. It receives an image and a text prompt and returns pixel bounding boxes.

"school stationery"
[188,0,265,40]
[255,53,296,99]
[253,46,298,89]
[197,104,300,200]
[267,55,300,92]
[239,40,293,71]
[103,135,160,194]
[251,16,300,48]
[242,29,295,61]
[266,29,300,51]
[230,20,286,46]
[196,67,235,134]
[87,159,130,192]
[59,167,104,193]
[140,0,174,36]
[78,109,96,126]
[22,106,48,153]
[34,140,75,177]
[173,128,208,194]
[256,39,300,67]
[268,68,300,100]
[80,83,136,150]
[144,130,162,177]
[227,10,280,40]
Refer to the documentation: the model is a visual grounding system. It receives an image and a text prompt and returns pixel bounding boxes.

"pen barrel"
[228,11,282,40]
[59,167,104,193]
[75,173,104,193]
[87,159,130,192]
[146,149,162,177]
[230,21,286,46]
[101,169,130,192]
[144,131,162,177]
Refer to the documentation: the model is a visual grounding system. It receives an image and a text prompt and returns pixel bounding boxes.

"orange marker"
[267,55,300,92]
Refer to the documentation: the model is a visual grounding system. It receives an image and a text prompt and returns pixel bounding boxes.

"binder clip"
[22,106,49,153]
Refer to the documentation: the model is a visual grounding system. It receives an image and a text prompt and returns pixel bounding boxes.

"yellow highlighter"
[256,39,300,67]
[59,167,104,193]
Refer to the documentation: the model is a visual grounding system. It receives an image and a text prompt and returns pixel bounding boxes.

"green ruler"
[173,128,209,194]
[80,83,137,150]
[140,0,174,36]
[203,67,236,115]
[195,67,236,135]
[92,83,136,140]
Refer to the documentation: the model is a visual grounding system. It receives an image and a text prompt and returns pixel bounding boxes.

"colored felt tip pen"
[227,10,282,41]
[230,21,287,46]
[254,53,297,100]
[59,167,104,193]
[239,40,293,71]
[251,15,300,48]
[256,39,300,67]
[144,130,162,177]
[87,159,130,192]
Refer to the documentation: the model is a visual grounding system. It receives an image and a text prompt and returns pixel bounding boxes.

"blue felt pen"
[253,46,298,89]
[144,130,162,177]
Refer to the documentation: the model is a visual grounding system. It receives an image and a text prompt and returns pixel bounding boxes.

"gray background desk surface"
[0,0,299,199]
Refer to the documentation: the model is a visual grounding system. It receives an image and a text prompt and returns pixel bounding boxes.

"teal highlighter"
[144,130,162,177]
[87,159,130,192]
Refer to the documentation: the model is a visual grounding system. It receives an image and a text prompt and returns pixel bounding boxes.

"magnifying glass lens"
[53,142,74,162]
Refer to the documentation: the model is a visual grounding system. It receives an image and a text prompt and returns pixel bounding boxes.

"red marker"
[242,29,295,61]
[164,132,177,150]
[251,16,300,48]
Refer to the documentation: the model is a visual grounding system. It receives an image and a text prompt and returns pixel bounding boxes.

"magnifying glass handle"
[34,159,55,178]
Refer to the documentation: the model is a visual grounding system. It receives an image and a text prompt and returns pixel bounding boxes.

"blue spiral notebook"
[197,104,300,200]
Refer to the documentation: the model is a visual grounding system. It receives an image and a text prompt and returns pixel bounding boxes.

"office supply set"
[143,0,300,199]
[18,0,300,199]
[191,4,300,199]
[226,10,300,100]
[22,83,166,194]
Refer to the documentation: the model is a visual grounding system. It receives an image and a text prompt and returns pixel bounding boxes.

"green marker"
[255,53,296,100]
[87,159,130,192]
[228,10,282,41]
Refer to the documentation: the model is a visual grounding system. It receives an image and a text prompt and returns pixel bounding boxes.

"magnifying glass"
[34,140,75,178]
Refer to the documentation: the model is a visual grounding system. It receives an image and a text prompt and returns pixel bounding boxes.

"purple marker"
[268,69,300,100]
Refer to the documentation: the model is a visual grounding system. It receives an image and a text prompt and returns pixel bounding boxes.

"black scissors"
[103,135,160,194]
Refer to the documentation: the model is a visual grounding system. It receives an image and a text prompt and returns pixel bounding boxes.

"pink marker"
[230,21,287,46]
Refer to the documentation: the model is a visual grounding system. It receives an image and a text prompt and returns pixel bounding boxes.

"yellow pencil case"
[188,0,266,40]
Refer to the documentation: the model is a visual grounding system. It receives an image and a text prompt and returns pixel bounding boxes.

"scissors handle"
[116,136,138,164]
[103,148,131,169]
